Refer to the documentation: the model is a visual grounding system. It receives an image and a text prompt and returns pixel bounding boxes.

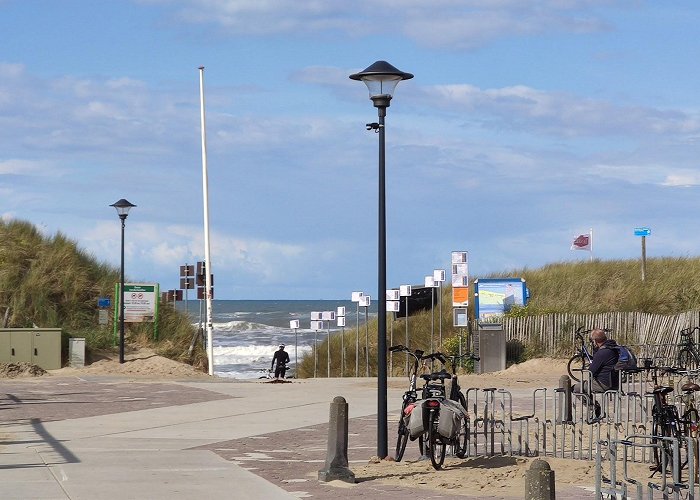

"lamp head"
[110,198,136,219]
[349,60,413,105]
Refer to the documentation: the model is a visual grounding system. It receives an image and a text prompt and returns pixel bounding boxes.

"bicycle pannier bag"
[613,345,638,371]
[437,404,461,439]
[408,400,426,439]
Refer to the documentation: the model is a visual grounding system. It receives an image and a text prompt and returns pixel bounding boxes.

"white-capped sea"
[175,299,376,379]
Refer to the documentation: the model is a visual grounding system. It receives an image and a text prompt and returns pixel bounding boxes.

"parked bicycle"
[418,362,452,469]
[677,327,700,370]
[649,374,700,480]
[389,344,424,462]
[567,326,612,382]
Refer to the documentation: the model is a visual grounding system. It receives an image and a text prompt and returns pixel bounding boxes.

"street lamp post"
[350,60,413,459]
[110,198,136,364]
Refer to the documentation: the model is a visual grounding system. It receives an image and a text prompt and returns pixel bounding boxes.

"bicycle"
[441,351,480,457]
[418,362,452,469]
[388,344,424,462]
[567,327,612,382]
[677,327,700,370]
[649,376,700,480]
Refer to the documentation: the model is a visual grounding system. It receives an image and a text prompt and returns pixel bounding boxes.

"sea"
[175,299,377,379]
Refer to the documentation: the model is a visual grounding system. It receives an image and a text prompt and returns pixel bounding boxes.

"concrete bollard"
[558,375,573,424]
[318,396,356,483]
[525,459,555,500]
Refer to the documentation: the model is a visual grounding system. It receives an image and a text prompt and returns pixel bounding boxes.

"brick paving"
[195,412,595,499]
[0,376,232,423]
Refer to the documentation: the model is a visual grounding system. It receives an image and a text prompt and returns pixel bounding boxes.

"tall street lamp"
[350,60,413,459]
[110,198,136,364]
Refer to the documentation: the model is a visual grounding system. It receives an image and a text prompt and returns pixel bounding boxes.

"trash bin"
[69,338,86,368]
[475,322,506,374]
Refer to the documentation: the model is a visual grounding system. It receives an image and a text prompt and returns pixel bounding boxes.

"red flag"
[571,234,591,251]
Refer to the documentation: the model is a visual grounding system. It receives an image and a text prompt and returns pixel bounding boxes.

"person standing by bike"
[271,344,290,380]
[573,328,619,394]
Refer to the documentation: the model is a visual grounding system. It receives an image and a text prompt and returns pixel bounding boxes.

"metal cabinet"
[474,322,506,374]
[0,328,62,369]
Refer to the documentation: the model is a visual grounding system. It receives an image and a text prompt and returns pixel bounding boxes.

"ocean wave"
[211,320,278,333]
[213,344,312,366]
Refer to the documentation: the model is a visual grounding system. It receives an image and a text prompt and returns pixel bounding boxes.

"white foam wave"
[213,344,311,366]
[211,320,278,333]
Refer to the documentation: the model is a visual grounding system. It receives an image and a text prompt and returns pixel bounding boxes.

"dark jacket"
[589,339,619,389]
[272,349,290,369]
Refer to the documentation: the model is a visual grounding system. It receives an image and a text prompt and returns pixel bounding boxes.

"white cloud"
[425,83,700,137]
[143,0,620,48]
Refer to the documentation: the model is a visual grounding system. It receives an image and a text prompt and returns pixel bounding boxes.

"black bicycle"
[649,377,700,479]
[389,344,424,462]
[418,363,452,469]
[567,327,612,382]
[677,327,700,370]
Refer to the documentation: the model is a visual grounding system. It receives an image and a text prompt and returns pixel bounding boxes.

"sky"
[1,0,700,300]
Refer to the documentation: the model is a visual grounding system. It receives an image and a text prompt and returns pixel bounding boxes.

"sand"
[0,346,209,379]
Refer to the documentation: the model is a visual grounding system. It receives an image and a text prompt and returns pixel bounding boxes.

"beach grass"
[0,219,207,370]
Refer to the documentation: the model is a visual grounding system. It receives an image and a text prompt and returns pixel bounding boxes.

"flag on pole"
[571,232,591,251]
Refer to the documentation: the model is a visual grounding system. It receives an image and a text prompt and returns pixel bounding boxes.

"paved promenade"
[0,375,593,499]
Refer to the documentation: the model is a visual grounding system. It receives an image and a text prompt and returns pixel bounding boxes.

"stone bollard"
[318,396,356,483]
[525,459,555,500]
[558,375,573,424]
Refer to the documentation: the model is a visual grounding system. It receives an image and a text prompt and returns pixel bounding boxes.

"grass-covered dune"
[0,219,206,370]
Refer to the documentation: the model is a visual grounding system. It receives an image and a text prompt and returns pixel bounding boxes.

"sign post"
[634,227,651,281]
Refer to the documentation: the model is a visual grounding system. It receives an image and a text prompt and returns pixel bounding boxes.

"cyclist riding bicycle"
[271,344,290,380]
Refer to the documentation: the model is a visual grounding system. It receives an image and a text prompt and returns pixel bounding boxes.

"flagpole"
[589,227,593,262]
[199,66,215,376]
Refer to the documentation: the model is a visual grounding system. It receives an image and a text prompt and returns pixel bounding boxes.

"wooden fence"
[479,310,700,361]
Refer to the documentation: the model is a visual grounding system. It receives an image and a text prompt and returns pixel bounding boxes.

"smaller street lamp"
[110,198,136,364]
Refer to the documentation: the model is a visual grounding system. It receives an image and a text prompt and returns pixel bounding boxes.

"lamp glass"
[360,75,403,98]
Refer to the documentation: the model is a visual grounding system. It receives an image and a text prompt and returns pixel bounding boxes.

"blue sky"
[2,0,700,300]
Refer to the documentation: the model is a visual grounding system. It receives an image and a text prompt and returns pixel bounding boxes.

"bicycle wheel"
[395,410,410,462]
[454,414,468,459]
[678,349,699,370]
[567,354,588,382]
[652,418,675,475]
[428,412,446,470]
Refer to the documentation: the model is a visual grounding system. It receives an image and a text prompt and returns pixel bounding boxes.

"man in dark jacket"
[574,328,619,394]
[271,344,290,380]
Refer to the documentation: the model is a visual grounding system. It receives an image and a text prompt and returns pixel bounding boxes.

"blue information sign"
[98,297,111,308]
[634,227,651,237]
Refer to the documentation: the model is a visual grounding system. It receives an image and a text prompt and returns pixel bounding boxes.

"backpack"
[613,345,638,371]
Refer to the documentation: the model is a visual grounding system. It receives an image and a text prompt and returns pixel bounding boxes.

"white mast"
[589,227,593,262]
[199,66,215,376]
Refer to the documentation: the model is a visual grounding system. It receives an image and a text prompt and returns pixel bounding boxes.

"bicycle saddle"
[652,386,674,395]
[681,382,700,393]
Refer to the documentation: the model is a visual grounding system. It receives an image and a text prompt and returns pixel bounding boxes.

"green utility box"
[0,328,62,370]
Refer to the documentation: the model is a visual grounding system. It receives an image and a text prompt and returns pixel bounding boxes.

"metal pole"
[314,328,318,378]
[294,327,298,378]
[119,217,126,364]
[199,66,215,376]
[341,325,345,377]
[376,102,388,458]
[405,296,409,376]
[438,280,442,348]
[355,303,359,377]
[389,313,393,376]
[641,235,647,281]
[430,287,435,353]
[365,306,369,377]
[327,324,331,377]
